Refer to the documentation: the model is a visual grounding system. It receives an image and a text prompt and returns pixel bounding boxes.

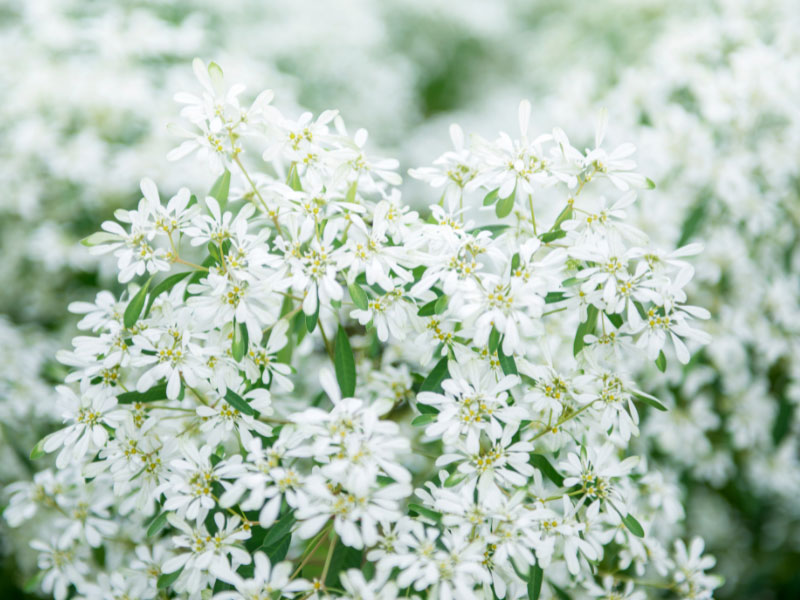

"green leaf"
[261,510,296,550]
[539,229,567,243]
[622,513,645,538]
[444,472,466,487]
[325,538,363,589]
[144,271,193,317]
[231,321,248,362]
[420,356,449,394]
[224,388,257,417]
[467,224,510,236]
[287,163,302,191]
[633,390,668,411]
[411,414,436,427]
[488,328,501,354]
[495,190,516,218]
[483,188,499,206]
[527,564,543,600]
[498,346,518,376]
[209,169,231,209]
[157,567,183,590]
[573,304,599,356]
[530,454,564,487]
[605,311,623,329]
[23,571,45,594]
[345,181,358,203]
[117,384,168,404]
[305,303,320,333]
[277,296,295,365]
[29,437,46,460]
[646,177,656,189]
[417,298,439,317]
[550,582,571,600]
[655,350,667,372]
[544,292,566,304]
[678,196,707,246]
[334,325,356,398]
[408,503,441,522]
[207,242,222,266]
[552,204,573,230]
[147,511,169,537]
[416,401,439,415]
[434,294,449,314]
[124,277,153,328]
[348,283,369,310]
[80,231,118,247]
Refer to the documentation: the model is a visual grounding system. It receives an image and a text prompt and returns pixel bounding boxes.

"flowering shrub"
[3,60,724,600]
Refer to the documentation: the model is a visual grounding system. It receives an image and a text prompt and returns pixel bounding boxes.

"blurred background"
[1,0,799,597]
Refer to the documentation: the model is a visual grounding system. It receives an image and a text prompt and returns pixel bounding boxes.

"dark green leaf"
[305,303,320,333]
[530,454,564,487]
[498,346,518,376]
[573,304,599,356]
[334,325,356,398]
[224,388,257,417]
[416,401,439,415]
[261,510,296,549]
[144,271,193,317]
[605,312,623,329]
[325,538,363,589]
[528,564,543,600]
[124,276,152,328]
[417,298,438,317]
[539,229,567,243]
[420,356,449,394]
[117,384,168,404]
[434,294,449,314]
[545,292,566,304]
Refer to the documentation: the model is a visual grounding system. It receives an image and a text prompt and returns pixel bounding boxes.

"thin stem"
[528,194,538,236]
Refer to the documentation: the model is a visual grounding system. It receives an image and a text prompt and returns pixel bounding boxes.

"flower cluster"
[6,60,721,600]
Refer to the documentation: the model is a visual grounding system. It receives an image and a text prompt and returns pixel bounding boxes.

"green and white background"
[0,0,798,597]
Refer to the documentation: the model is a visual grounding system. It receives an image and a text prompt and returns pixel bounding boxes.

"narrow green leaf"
[305,303,320,333]
[147,511,169,537]
[646,177,656,189]
[552,204,573,230]
[408,503,441,522]
[287,163,302,191]
[334,325,356,398]
[23,571,45,594]
[416,401,439,415]
[277,296,295,365]
[434,294,449,314]
[209,169,231,209]
[444,472,466,487]
[261,510,296,549]
[348,283,368,310]
[325,538,363,589]
[411,414,436,427]
[29,437,46,460]
[544,292,566,304]
[539,229,567,243]
[231,321,248,362]
[124,277,153,328]
[528,564,543,600]
[345,181,358,203]
[157,567,183,590]
[117,383,168,404]
[420,356,449,394]
[633,390,668,411]
[498,345,518,376]
[488,328,501,354]
[224,388,257,416]
[80,231,117,247]
[530,454,564,487]
[495,190,516,218]
[655,350,667,372]
[622,513,645,538]
[144,271,193,317]
[573,304,599,356]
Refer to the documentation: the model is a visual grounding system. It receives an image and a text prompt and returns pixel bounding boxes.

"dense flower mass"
[3,59,724,600]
